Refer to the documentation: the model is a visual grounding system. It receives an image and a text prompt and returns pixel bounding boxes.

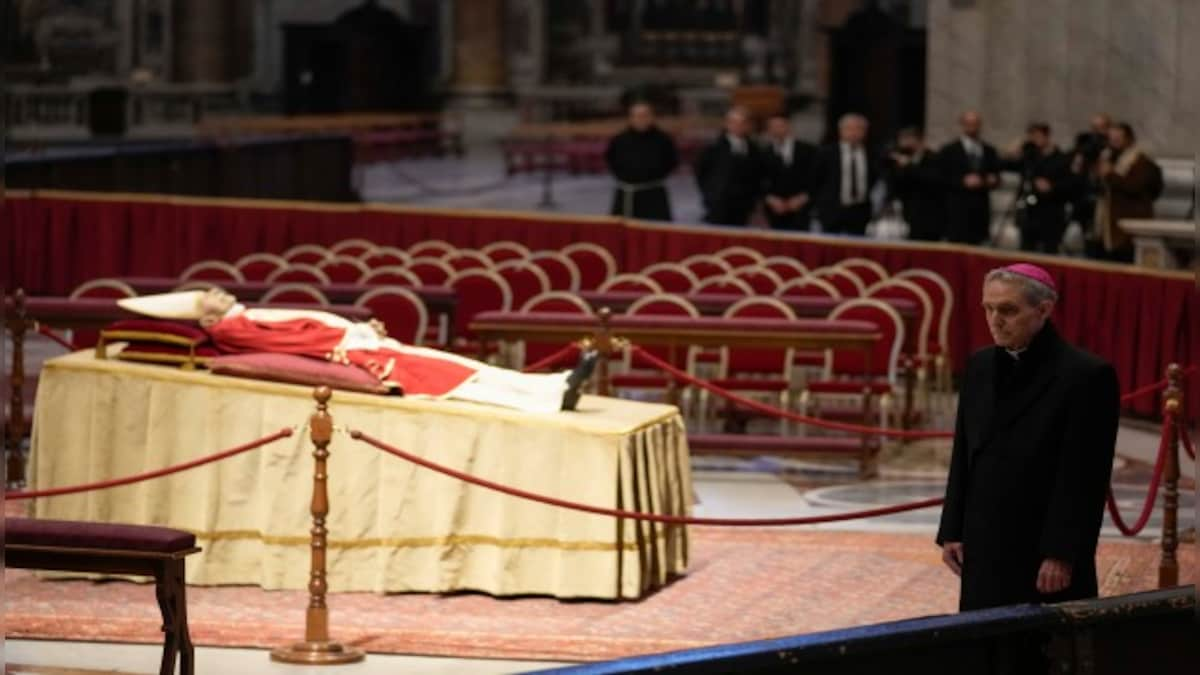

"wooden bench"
[6,517,201,675]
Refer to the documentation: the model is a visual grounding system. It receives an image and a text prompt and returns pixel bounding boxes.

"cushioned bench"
[6,518,201,675]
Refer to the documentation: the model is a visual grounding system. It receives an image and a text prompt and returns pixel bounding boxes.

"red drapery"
[4,190,1195,418]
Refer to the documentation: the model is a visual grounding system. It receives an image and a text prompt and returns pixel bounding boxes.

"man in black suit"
[939,110,1001,245]
[937,263,1118,614]
[812,113,880,236]
[1007,123,1080,254]
[761,113,818,231]
[695,106,765,226]
[887,127,944,241]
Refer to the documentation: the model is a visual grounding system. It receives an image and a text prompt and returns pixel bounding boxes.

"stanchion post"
[271,387,365,665]
[1158,364,1182,589]
[596,307,613,397]
[7,289,28,488]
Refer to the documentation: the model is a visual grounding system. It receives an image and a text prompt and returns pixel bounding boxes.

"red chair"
[281,244,330,265]
[407,257,456,286]
[266,264,332,285]
[801,298,905,432]
[235,253,288,282]
[895,268,954,393]
[495,260,551,311]
[680,254,732,280]
[866,278,935,423]
[809,266,865,297]
[361,266,422,287]
[775,276,841,300]
[361,246,411,269]
[642,262,699,294]
[730,266,784,295]
[715,245,765,269]
[448,269,513,349]
[317,256,370,284]
[330,238,377,258]
[836,257,889,288]
[517,291,593,369]
[561,242,618,290]
[69,279,138,348]
[354,287,428,345]
[443,249,494,272]
[408,239,456,259]
[710,297,798,431]
[762,256,808,281]
[181,260,244,283]
[529,251,582,291]
[597,273,662,294]
[611,294,701,409]
[693,275,754,295]
[260,283,330,305]
[481,241,531,264]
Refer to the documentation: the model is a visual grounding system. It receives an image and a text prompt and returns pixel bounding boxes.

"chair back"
[354,287,428,345]
[730,266,784,295]
[693,275,754,296]
[529,251,582,290]
[715,245,765,268]
[625,294,700,371]
[448,269,513,339]
[361,247,411,269]
[281,244,330,265]
[810,266,865,297]
[597,273,662,294]
[761,256,808,281]
[825,298,905,384]
[519,291,593,366]
[260,283,330,305]
[481,241,531,264]
[836,257,889,288]
[720,297,796,378]
[235,253,288,282]
[361,266,421,287]
[408,239,456,259]
[330,238,377,258]
[317,256,370,284]
[865,278,933,358]
[407,257,456,286]
[680,254,732,280]
[775,276,841,300]
[894,269,953,354]
[69,279,138,347]
[496,261,552,311]
[561,242,618,290]
[443,249,494,272]
[181,260,244,283]
[642,262,699,294]
[266,264,331,285]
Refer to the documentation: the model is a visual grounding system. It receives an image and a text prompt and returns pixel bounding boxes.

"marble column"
[173,0,233,82]
[450,0,509,105]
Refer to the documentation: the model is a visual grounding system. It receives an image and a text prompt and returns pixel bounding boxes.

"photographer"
[887,127,945,241]
[1005,123,1078,254]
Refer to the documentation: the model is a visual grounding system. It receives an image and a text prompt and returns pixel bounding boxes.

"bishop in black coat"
[937,270,1119,612]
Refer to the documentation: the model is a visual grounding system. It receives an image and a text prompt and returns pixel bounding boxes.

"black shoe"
[561,350,599,411]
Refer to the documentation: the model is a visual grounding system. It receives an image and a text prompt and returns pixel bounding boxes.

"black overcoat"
[936,322,1119,611]
[605,126,679,221]
[938,139,1001,245]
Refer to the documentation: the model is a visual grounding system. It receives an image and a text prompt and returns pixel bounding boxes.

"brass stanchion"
[595,307,613,397]
[1158,364,1183,589]
[271,387,365,664]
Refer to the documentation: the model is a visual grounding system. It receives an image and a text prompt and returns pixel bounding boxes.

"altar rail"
[2,190,1195,420]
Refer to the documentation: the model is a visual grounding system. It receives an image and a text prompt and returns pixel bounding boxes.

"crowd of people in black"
[605,104,1165,263]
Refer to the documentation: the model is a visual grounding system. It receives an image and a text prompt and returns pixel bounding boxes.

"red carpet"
[4,527,1192,662]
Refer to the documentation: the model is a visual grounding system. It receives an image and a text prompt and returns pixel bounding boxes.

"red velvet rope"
[1181,426,1196,461]
[349,429,943,526]
[1118,365,1198,402]
[1104,416,1171,536]
[4,428,293,500]
[35,324,78,351]
[520,343,580,373]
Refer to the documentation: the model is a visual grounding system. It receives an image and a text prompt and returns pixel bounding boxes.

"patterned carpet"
[4,527,1194,663]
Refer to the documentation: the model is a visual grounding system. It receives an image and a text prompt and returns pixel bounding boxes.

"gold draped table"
[29,351,691,600]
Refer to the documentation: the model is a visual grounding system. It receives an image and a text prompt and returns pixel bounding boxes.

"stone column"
[173,0,233,82]
[450,0,509,105]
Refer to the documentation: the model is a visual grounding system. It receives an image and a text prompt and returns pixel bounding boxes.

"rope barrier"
[1118,365,1198,403]
[1181,424,1195,461]
[1105,416,1171,536]
[4,428,293,500]
[521,343,580,373]
[348,429,943,526]
[35,324,78,351]
[627,345,953,440]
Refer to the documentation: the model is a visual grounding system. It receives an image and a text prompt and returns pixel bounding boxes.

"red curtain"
[4,191,1194,418]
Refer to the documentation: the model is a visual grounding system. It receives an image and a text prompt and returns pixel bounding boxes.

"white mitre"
[117,291,207,320]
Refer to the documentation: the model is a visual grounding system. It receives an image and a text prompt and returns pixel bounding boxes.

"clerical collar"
[1005,347,1026,361]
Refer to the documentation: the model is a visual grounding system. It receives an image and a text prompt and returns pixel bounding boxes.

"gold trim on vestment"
[192,529,649,552]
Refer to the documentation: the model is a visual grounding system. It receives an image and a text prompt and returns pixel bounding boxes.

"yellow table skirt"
[29,351,692,599]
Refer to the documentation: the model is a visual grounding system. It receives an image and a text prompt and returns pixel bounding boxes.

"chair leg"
[155,558,192,675]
